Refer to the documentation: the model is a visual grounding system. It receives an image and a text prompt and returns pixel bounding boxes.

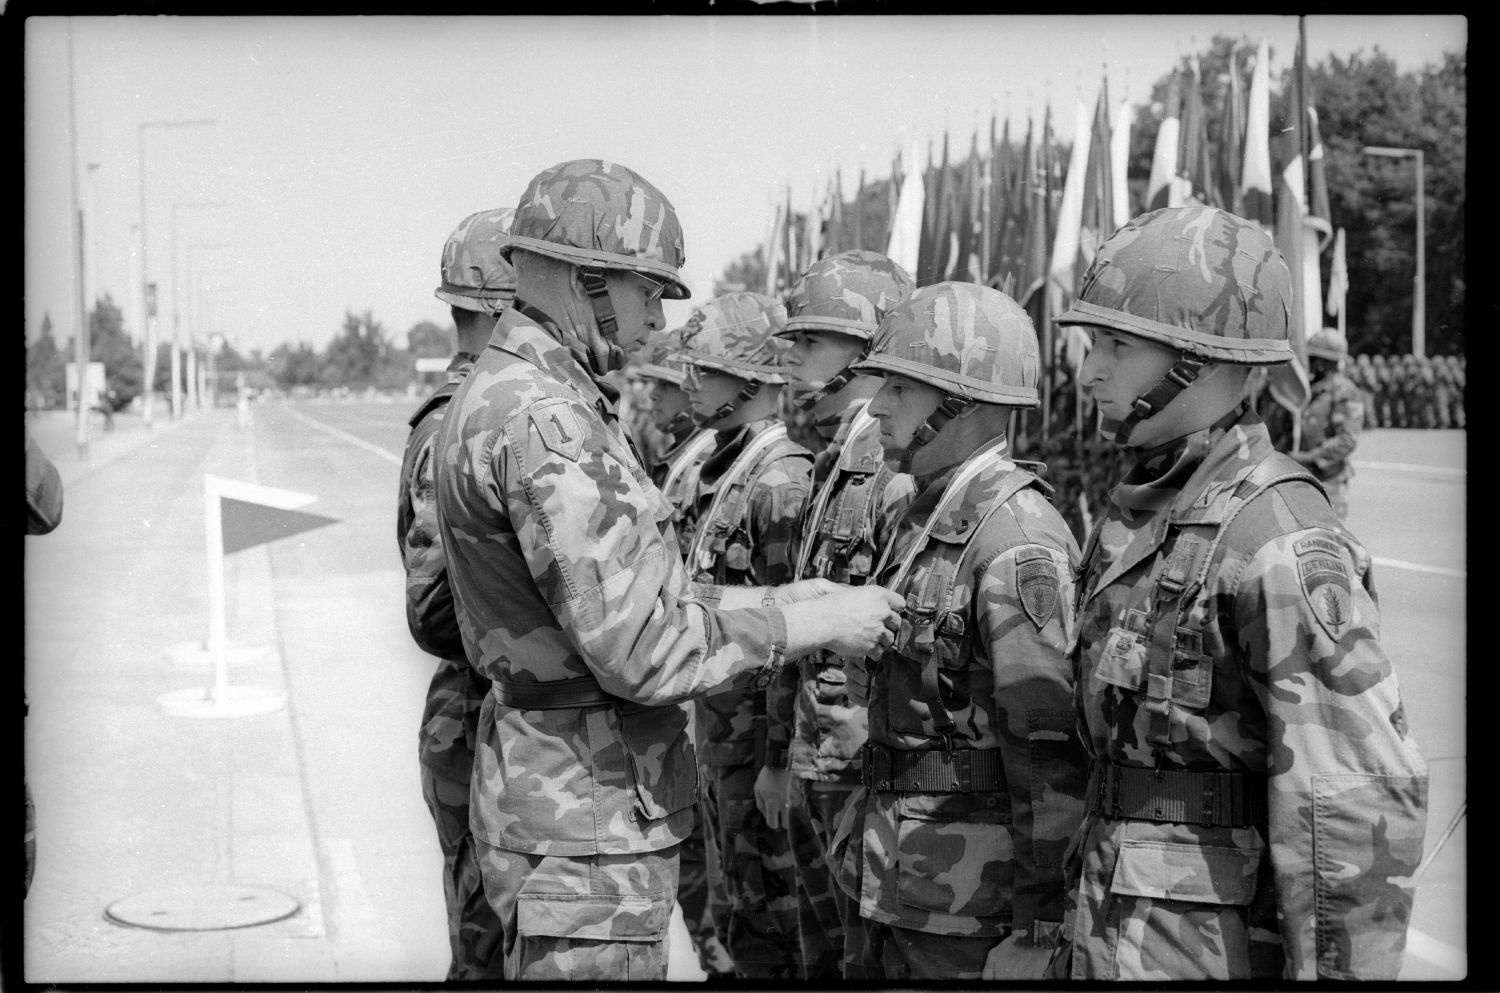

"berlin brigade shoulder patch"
[1297,551,1354,641]
[529,400,585,462]
[1016,547,1059,629]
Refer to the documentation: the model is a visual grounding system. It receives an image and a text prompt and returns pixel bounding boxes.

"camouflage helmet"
[677,292,790,385]
[633,328,690,387]
[1056,205,1293,365]
[777,250,916,342]
[851,281,1040,407]
[500,158,690,300]
[434,207,517,312]
[1306,327,1349,362]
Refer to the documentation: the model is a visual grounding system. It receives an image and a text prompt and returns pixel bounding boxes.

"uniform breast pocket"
[1094,624,1147,692]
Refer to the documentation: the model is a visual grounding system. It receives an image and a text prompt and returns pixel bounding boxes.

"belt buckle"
[950,748,971,791]
[1200,773,1218,828]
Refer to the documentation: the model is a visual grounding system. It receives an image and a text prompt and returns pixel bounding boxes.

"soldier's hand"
[982,932,1052,980]
[784,585,904,659]
[753,765,792,830]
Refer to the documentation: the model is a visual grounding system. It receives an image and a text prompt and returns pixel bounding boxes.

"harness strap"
[795,405,880,580]
[1114,354,1206,444]
[686,424,799,579]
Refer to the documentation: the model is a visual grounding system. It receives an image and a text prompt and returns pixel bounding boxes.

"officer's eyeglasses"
[627,270,671,305]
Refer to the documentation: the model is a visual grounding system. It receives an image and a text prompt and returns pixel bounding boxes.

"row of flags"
[760,21,1345,433]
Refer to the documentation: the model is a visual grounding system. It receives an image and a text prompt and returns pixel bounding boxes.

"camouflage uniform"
[1350,354,1379,429]
[836,283,1088,981]
[1051,206,1428,982]
[435,161,795,982]
[396,207,515,980]
[1371,354,1392,427]
[633,334,728,976]
[1447,355,1466,428]
[770,250,917,979]
[1293,333,1364,521]
[678,292,813,980]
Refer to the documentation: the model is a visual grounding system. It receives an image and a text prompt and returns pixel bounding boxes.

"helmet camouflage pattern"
[778,250,916,342]
[500,158,690,300]
[851,281,1040,407]
[435,207,517,312]
[677,291,790,385]
[1306,327,1350,362]
[1056,205,1293,365]
[633,328,690,386]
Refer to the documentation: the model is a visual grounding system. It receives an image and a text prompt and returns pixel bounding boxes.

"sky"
[25,14,1466,359]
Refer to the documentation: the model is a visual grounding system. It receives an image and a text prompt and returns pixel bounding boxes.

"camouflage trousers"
[788,777,858,979]
[475,838,679,982]
[701,762,801,979]
[677,810,733,975]
[851,919,1002,980]
[419,766,504,980]
[1046,814,1283,981]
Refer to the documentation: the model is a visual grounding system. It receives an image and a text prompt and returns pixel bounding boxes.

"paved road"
[21,404,1467,983]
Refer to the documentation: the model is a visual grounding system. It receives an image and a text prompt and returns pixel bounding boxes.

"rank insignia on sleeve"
[529,401,585,462]
[1298,555,1353,640]
[1016,548,1059,629]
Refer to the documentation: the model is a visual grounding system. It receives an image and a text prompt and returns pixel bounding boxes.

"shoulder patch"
[1298,553,1354,640]
[529,401,585,462]
[1294,535,1344,558]
[1015,547,1059,629]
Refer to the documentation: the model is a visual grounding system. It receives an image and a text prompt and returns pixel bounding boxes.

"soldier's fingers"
[882,589,907,610]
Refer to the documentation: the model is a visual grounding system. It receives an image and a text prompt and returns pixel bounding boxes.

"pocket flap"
[516,893,668,941]
[1110,839,1260,906]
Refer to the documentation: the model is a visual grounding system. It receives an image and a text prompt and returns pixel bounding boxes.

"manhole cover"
[105,884,300,931]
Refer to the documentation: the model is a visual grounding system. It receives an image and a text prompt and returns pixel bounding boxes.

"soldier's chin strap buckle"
[793,345,870,412]
[694,378,762,429]
[578,265,619,342]
[1116,354,1207,444]
[894,394,973,472]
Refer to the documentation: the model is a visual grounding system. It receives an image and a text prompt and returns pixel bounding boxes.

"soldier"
[674,291,813,980]
[766,249,917,979]
[1447,353,1466,428]
[396,206,514,980]
[1290,328,1365,520]
[1049,206,1428,981]
[834,281,1089,981]
[1413,354,1438,428]
[1370,353,1391,426]
[628,331,729,976]
[1350,353,1379,429]
[433,159,903,982]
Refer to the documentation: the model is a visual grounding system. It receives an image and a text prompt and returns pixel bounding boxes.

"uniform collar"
[489,301,617,419]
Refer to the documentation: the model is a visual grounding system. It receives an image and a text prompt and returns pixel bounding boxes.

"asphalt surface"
[19,401,1468,984]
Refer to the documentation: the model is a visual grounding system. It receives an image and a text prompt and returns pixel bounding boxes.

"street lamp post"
[1361,145,1425,358]
[189,242,232,408]
[171,201,226,417]
[138,117,215,429]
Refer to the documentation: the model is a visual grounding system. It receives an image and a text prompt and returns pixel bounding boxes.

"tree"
[27,312,66,409]
[267,341,321,389]
[406,320,454,358]
[69,294,143,408]
[321,309,387,387]
[713,248,767,298]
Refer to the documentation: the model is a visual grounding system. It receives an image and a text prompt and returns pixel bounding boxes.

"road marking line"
[1354,460,1465,478]
[1404,927,1467,977]
[1374,556,1465,579]
[282,407,402,465]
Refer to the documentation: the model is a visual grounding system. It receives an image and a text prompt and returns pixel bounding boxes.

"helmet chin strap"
[693,378,762,429]
[792,347,868,412]
[578,265,626,374]
[889,394,972,473]
[1107,353,1207,446]
[662,409,695,436]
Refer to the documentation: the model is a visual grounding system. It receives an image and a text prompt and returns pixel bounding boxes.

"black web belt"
[1087,761,1268,829]
[495,675,622,711]
[862,743,1011,804]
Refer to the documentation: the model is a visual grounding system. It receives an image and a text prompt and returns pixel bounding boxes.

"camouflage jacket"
[840,439,1086,940]
[773,400,915,784]
[650,428,716,559]
[1294,372,1363,483]
[1065,412,1428,980]
[434,303,793,857]
[685,419,813,769]
[396,353,492,780]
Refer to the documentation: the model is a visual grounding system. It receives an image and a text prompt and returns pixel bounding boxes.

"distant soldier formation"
[396,161,1431,982]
